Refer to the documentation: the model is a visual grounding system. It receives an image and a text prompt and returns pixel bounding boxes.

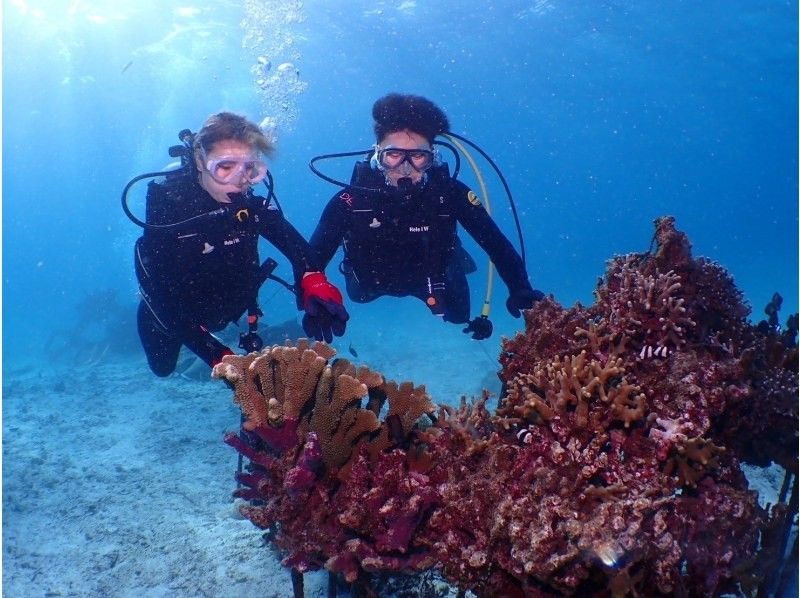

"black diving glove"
[238,331,264,353]
[506,288,545,318]
[302,298,349,343]
[463,316,494,340]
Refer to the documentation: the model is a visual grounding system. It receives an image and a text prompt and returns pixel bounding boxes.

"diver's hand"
[210,347,235,368]
[506,288,545,318]
[300,273,349,343]
[463,316,493,340]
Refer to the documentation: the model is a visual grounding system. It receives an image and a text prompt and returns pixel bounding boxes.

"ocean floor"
[3,358,325,597]
[3,299,798,597]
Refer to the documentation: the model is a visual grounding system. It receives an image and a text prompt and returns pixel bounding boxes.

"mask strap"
[370,144,382,170]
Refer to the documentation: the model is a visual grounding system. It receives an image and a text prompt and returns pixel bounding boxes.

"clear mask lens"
[377,147,434,172]
[205,155,268,185]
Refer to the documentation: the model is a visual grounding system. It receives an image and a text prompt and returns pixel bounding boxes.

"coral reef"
[213,340,438,578]
[214,217,797,596]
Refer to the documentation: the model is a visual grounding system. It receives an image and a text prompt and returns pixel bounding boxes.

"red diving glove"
[210,347,235,368]
[300,272,349,343]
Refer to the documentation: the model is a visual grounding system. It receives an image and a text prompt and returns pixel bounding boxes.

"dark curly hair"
[372,93,450,143]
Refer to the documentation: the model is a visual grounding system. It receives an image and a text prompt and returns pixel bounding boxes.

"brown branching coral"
[383,381,436,437]
[212,340,335,431]
[607,381,647,428]
[213,352,264,428]
[420,393,498,458]
[213,339,434,472]
[499,373,555,425]
[663,435,727,488]
[652,215,694,269]
[596,255,696,351]
[363,381,436,461]
[306,366,380,469]
[499,350,644,430]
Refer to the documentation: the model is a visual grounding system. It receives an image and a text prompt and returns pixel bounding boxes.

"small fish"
[348,343,358,358]
[516,427,533,444]
[121,60,133,74]
[591,540,625,568]
[638,344,672,359]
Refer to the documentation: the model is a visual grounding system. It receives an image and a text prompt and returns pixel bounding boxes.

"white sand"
[3,358,335,597]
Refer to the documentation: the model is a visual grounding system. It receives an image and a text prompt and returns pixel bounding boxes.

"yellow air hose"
[442,133,495,318]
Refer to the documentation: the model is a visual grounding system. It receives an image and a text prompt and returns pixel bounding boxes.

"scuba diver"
[124,111,348,377]
[308,93,543,340]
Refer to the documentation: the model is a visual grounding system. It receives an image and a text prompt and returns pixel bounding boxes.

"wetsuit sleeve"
[451,181,533,293]
[309,194,348,270]
[255,200,320,279]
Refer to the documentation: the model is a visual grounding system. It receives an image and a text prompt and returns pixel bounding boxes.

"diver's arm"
[452,182,532,294]
[256,198,349,341]
[180,323,234,367]
[255,201,320,282]
[309,195,348,270]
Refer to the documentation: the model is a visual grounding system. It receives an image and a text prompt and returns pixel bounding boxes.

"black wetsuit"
[134,171,316,376]
[310,162,532,324]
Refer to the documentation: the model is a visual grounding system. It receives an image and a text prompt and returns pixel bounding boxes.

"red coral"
[284,432,323,494]
[218,216,796,597]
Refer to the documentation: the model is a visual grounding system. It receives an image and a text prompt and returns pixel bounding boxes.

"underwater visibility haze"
[2,1,798,596]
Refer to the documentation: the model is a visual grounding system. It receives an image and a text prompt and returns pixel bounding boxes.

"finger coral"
[214,217,797,597]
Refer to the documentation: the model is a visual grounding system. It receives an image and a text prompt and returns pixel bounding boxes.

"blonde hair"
[193,112,275,158]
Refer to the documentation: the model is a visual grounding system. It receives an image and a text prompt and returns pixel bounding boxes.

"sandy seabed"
[3,358,334,597]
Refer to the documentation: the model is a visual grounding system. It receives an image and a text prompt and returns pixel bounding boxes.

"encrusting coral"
[213,216,797,597]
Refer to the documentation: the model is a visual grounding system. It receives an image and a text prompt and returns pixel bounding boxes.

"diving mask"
[374,146,435,173]
[203,154,268,185]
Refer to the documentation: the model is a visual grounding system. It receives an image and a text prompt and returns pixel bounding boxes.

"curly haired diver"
[309,93,543,339]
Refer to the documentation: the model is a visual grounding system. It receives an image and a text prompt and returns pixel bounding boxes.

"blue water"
[2,1,797,594]
[3,0,797,365]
